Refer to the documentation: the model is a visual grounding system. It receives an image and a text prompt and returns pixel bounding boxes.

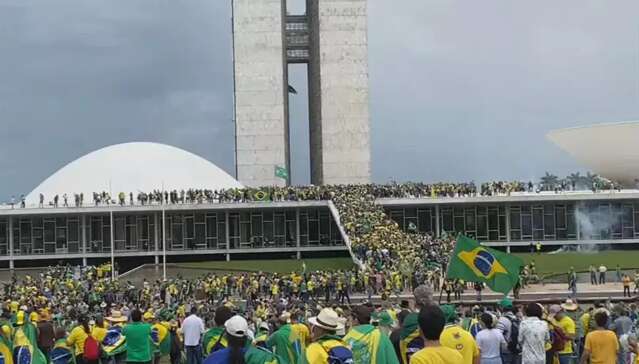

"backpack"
[506,317,520,354]
[83,335,100,361]
[548,323,568,353]
[321,342,353,364]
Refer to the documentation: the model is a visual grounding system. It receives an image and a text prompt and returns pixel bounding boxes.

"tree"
[540,172,559,191]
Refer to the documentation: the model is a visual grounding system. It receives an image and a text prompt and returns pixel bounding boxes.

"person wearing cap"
[410,304,463,364]
[439,305,479,364]
[548,304,576,364]
[203,315,279,364]
[266,312,304,364]
[305,308,353,364]
[561,299,583,357]
[495,299,518,364]
[343,305,398,364]
[580,310,618,364]
[122,309,154,364]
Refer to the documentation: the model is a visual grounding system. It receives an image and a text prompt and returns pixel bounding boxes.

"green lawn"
[514,251,639,275]
[174,251,639,276]
[177,257,355,273]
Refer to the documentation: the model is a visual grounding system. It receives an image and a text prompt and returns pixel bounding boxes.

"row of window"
[387,202,639,242]
[0,208,344,256]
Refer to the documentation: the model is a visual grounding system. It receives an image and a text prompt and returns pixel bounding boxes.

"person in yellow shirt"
[305,308,352,364]
[549,305,576,364]
[438,305,479,364]
[66,315,92,362]
[580,310,618,364]
[411,305,463,364]
[92,315,109,342]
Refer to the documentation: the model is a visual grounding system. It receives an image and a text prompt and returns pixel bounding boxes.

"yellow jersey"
[410,346,464,364]
[439,325,479,364]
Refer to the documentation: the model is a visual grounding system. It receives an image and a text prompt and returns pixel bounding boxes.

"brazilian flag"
[12,323,47,364]
[446,235,523,294]
[0,328,13,364]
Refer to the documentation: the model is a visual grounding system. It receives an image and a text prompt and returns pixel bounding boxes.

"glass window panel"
[454,217,465,234]
[44,221,55,242]
[251,214,263,237]
[487,209,498,230]
[532,207,543,230]
[300,213,308,235]
[465,209,476,231]
[68,221,79,242]
[263,221,273,244]
[544,212,555,237]
[510,211,521,229]
[195,224,205,246]
[522,215,532,237]
[206,217,217,238]
[115,218,125,241]
[555,206,566,229]
[477,215,488,239]
[406,208,417,218]
[417,209,432,233]
[274,214,285,237]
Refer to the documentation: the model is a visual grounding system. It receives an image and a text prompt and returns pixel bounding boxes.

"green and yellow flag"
[446,235,523,294]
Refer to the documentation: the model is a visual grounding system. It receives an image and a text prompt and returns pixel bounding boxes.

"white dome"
[26,142,242,204]
[547,121,639,186]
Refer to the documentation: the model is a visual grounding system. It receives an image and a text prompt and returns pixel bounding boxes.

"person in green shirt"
[122,309,153,364]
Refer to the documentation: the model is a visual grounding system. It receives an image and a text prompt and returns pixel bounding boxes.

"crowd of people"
[3,264,639,364]
[5,171,626,210]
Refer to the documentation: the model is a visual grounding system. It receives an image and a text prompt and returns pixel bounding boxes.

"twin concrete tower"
[233,0,371,187]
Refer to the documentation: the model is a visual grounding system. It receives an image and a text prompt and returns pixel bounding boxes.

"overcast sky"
[1,0,638,198]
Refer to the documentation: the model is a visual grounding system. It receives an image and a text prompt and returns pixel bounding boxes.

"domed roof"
[26,142,242,204]
[547,121,639,186]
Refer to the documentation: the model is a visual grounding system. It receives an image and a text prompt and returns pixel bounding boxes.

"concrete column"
[8,216,13,270]
[154,212,159,265]
[435,205,441,237]
[81,214,87,266]
[225,211,230,260]
[296,208,301,260]
[505,205,511,253]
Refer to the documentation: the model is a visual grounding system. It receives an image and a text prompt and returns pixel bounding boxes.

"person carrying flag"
[0,308,12,364]
[266,312,304,364]
[202,307,233,357]
[344,305,399,364]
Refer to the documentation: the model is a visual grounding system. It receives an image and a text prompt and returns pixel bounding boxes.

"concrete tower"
[232,0,371,187]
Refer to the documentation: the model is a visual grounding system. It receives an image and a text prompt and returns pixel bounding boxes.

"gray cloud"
[1,0,638,199]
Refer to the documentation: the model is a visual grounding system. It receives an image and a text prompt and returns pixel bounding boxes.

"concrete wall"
[233,0,289,187]
[307,0,371,185]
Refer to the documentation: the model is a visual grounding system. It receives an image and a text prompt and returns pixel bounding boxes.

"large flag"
[344,324,399,364]
[446,235,523,294]
[12,322,47,364]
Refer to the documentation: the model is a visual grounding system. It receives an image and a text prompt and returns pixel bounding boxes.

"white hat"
[225,315,249,338]
[308,308,344,331]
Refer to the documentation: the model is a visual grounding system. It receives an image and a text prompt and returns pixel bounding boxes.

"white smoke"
[573,203,617,252]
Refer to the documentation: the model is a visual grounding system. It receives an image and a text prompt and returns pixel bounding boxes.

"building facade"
[233,0,371,186]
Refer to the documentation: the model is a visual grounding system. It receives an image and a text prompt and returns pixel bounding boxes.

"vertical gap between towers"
[288,63,311,185]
